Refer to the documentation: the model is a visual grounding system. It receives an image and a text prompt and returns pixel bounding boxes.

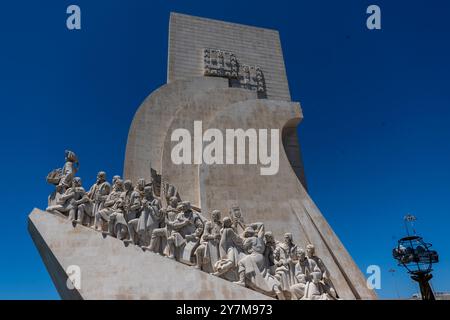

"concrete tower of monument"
[28,12,376,300]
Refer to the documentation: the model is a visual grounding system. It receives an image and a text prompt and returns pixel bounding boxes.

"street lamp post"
[392,215,439,300]
[388,268,400,299]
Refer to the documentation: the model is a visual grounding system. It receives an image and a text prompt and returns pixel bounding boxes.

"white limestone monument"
[28,12,377,300]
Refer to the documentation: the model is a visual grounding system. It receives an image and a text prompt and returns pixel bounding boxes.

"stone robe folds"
[88,181,111,216]
[170,211,202,248]
[196,221,221,272]
[48,188,64,208]
[60,161,77,188]
[127,190,142,221]
[290,257,335,300]
[97,190,122,222]
[219,228,244,268]
[48,186,91,218]
[136,203,163,246]
[167,211,203,263]
[239,235,280,296]
[274,242,298,291]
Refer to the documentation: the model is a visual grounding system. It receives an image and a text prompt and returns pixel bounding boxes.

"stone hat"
[223,217,232,227]
[181,201,191,210]
[243,227,256,238]
[98,171,106,178]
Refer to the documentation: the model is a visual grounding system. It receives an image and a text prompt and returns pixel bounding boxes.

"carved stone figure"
[73,179,94,226]
[147,222,168,255]
[233,223,285,299]
[263,231,276,272]
[94,179,124,231]
[194,210,222,272]
[47,183,65,208]
[88,172,111,225]
[142,182,162,209]
[163,182,179,206]
[107,199,129,240]
[213,217,245,280]
[47,177,92,225]
[46,186,73,216]
[127,179,145,221]
[147,196,176,255]
[289,248,310,300]
[274,233,298,294]
[112,175,121,185]
[166,201,204,263]
[143,185,163,231]
[119,179,133,216]
[129,186,163,247]
[305,244,338,300]
[46,150,79,188]
[126,179,148,244]
[166,196,180,221]
[106,180,134,240]
[60,150,79,188]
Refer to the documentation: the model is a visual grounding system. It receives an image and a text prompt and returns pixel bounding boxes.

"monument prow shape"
[124,13,376,299]
[28,208,271,300]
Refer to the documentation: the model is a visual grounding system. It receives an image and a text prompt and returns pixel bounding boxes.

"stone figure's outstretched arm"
[59,190,75,202]
[171,217,190,230]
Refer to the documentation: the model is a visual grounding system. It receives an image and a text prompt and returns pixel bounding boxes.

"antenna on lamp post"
[403,214,417,236]
[389,268,400,299]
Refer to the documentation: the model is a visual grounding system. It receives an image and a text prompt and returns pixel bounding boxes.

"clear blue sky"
[0,0,449,299]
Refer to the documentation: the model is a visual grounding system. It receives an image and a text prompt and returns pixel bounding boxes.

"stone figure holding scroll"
[194,210,222,272]
[274,233,298,293]
[94,179,124,231]
[88,171,111,225]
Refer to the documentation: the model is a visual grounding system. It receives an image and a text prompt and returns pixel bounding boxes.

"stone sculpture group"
[45,150,338,300]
